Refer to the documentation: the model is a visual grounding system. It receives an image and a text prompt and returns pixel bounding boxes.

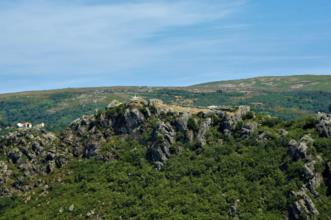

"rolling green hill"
[0,75,330,132]
[192,75,331,92]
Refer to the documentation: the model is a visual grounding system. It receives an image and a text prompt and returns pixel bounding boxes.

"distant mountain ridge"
[0,75,330,132]
[191,75,331,92]
[1,75,331,96]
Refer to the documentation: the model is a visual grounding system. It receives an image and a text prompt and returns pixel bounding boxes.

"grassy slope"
[0,75,330,131]
[193,75,331,92]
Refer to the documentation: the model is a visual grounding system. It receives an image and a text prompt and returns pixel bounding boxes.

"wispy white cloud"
[0,0,245,79]
[0,0,330,93]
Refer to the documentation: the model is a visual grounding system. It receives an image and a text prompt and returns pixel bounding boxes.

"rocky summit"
[61,98,252,166]
[1,98,331,219]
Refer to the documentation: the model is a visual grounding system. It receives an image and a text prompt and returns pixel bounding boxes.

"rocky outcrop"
[241,121,258,137]
[323,162,331,196]
[0,128,64,195]
[219,106,252,133]
[147,122,176,169]
[62,98,151,157]
[287,135,322,219]
[0,98,260,194]
[0,161,12,195]
[316,112,331,137]
[288,135,314,161]
[288,187,319,220]
[174,112,190,131]
[196,117,212,146]
[62,114,109,157]
[61,98,256,168]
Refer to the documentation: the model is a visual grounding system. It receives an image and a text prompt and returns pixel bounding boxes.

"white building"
[17,122,33,128]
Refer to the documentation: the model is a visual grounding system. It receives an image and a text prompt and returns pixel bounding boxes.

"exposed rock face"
[62,98,151,158]
[316,112,331,137]
[323,162,331,196]
[288,188,319,220]
[196,118,212,146]
[147,122,176,169]
[122,107,146,133]
[219,106,252,133]
[288,135,314,161]
[63,114,109,157]
[0,161,12,195]
[174,112,190,131]
[241,121,258,137]
[0,98,260,193]
[0,128,63,195]
[287,135,322,219]
[61,98,256,169]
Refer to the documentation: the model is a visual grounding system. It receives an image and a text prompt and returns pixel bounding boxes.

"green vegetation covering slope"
[193,75,331,92]
[0,138,299,219]
[0,75,330,132]
[0,90,132,131]
[0,97,331,219]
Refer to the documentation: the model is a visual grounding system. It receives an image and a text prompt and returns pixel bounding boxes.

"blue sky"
[0,0,330,93]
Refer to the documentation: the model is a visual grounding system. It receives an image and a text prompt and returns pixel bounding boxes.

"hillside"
[0,75,330,132]
[192,75,331,92]
[1,98,331,219]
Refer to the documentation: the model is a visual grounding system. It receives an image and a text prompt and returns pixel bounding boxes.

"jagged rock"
[55,155,66,168]
[98,112,112,128]
[0,161,11,195]
[288,136,321,192]
[304,160,322,196]
[69,115,93,136]
[288,188,319,220]
[32,142,43,155]
[8,149,22,164]
[316,112,331,137]
[126,97,148,108]
[0,98,262,196]
[196,118,212,146]
[186,130,194,143]
[288,135,313,161]
[147,122,176,167]
[287,134,322,217]
[0,128,62,195]
[46,161,56,174]
[323,162,331,195]
[174,112,191,131]
[84,136,106,158]
[123,108,146,133]
[220,106,251,133]
[257,132,271,142]
[236,106,251,118]
[241,121,258,137]
[46,152,55,161]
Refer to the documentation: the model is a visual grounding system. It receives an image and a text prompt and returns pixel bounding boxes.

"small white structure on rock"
[17,122,33,128]
[35,123,45,129]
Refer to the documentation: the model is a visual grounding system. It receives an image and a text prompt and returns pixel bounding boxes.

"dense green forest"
[1,114,331,219]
